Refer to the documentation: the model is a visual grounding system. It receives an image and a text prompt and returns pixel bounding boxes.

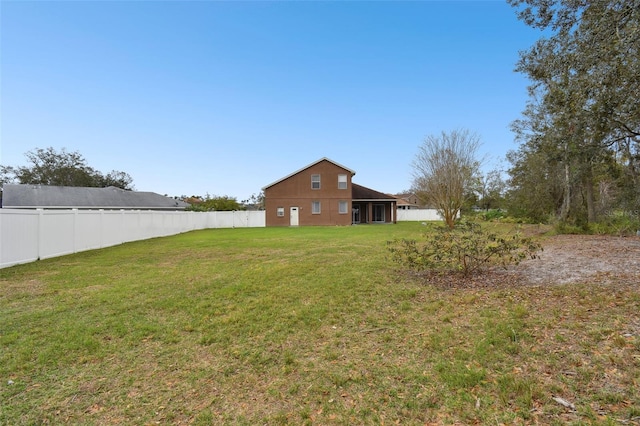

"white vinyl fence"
[396,208,443,222]
[0,208,442,269]
[0,209,265,269]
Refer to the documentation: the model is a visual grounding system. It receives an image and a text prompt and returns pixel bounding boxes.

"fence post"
[73,209,78,253]
[37,209,43,261]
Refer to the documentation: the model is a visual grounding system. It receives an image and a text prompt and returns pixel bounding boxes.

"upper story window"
[338,174,347,189]
[311,174,321,189]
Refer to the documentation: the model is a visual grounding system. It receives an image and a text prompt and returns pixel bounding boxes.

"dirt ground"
[420,233,640,288]
[516,234,640,286]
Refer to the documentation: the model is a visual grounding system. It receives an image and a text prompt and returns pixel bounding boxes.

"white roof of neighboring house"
[1,184,189,210]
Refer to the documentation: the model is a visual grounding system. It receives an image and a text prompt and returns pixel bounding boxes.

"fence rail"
[0,209,265,269]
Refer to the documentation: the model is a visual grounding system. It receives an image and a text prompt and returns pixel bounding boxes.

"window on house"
[338,174,347,189]
[312,201,321,214]
[276,207,284,217]
[311,174,321,189]
[338,201,348,214]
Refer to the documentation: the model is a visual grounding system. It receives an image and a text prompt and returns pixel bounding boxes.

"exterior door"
[373,204,385,222]
[290,207,299,226]
[352,205,360,224]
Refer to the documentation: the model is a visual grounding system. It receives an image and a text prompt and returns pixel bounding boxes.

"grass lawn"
[1,222,639,425]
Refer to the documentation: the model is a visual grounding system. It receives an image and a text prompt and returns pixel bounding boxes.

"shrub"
[481,209,505,221]
[386,220,542,276]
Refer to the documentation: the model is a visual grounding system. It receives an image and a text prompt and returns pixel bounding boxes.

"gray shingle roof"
[1,184,189,210]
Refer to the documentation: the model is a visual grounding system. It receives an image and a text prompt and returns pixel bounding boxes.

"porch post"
[368,203,373,224]
[391,201,395,223]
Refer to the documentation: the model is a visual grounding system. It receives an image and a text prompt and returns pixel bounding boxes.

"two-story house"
[262,158,397,226]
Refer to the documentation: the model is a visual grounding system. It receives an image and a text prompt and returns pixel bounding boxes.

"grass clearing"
[1,223,639,424]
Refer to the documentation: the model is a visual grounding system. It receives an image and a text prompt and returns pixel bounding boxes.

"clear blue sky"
[1,0,542,201]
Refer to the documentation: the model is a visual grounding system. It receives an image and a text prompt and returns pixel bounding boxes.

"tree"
[186,195,244,212]
[475,168,507,212]
[1,147,134,190]
[507,0,640,224]
[505,143,566,222]
[411,129,482,229]
[241,192,265,210]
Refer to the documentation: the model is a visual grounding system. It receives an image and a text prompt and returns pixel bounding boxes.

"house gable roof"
[262,157,356,190]
[352,183,397,201]
[392,193,420,206]
[1,184,190,210]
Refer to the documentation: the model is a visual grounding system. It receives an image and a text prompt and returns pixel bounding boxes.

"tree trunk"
[584,164,597,223]
[559,161,571,221]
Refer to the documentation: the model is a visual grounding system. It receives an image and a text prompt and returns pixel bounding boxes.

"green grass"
[1,223,639,424]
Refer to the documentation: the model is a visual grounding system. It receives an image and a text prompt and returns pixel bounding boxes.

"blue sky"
[1,1,542,200]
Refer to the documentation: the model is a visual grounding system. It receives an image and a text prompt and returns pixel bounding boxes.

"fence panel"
[76,210,104,251]
[396,209,443,222]
[0,209,40,267]
[39,210,76,260]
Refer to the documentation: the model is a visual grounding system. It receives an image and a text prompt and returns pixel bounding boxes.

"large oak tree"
[1,147,134,190]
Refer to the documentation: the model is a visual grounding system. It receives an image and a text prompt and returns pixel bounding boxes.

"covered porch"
[351,183,397,224]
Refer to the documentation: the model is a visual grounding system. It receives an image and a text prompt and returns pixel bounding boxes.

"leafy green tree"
[473,168,507,212]
[508,0,640,224]
[411,129,482,229]
[186,195,244,212]
[505,145,564,222]
[1,147,134,190]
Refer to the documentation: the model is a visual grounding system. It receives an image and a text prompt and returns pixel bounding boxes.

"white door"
[290,207,299,226]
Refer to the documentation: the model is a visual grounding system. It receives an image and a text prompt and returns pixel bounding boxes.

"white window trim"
[338,174,347,189]
[338,200,348,214]
[276,207,284,217]
[312,201,321,214]
[311,174,321,190]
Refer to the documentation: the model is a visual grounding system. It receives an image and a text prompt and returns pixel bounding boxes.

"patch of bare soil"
[417,234,640,289]
[517,234,640,285]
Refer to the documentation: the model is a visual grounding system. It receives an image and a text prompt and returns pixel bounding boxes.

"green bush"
[386,220,542,277]
[591,212,640,236]
[553,221,590,235]
[553,211,640,236]
[481,209,505,221]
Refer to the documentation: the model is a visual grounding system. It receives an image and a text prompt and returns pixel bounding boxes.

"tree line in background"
[413,0,639,233]
[183,193,264,212]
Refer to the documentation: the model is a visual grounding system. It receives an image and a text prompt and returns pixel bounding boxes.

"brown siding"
[264,160,353,226]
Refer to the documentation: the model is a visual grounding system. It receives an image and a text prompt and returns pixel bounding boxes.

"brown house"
[263,158,397,226]
[394,192,421,210]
